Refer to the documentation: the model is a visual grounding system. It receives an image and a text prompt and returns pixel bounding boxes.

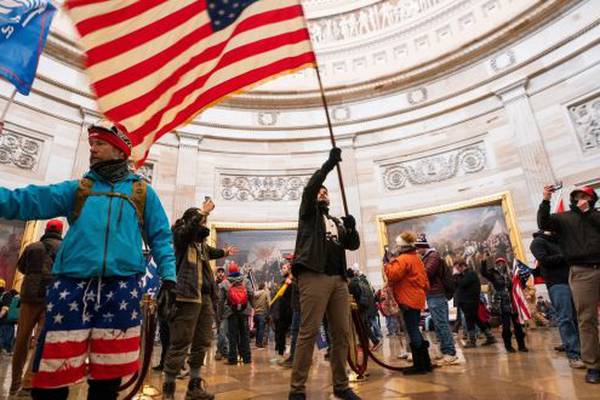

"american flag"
[64,0,316,165]
[511,259,532,324]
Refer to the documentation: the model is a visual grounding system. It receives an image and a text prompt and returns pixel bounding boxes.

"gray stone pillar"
[173,133,201,219]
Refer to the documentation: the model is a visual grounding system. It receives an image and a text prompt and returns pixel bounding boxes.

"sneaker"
[333,388,362,400]
[586,369,600,384]
[185,378,214,400]
[569,358,586,369]
[440,354,460,366]
[162,381,176,400]
[397,351,409,360]
[288,393,306,400]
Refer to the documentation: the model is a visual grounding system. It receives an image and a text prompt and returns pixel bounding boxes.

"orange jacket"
[384,250,429,310]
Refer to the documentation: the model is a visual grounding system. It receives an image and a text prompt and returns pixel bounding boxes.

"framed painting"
[209,222,298,287]
[376,192,525,271]
[0,219,40,289]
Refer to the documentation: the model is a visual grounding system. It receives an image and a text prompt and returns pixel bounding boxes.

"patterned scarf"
[90,159,130,183]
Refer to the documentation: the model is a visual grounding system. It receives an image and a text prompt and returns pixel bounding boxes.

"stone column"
[495,80,556,209]
[71,109,95,178]
[337,135,367,272]
[173,133,202,218]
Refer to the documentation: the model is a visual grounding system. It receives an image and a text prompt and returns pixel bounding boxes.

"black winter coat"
[453,269,481,305]
[292,160,360,275]
[537,200,600,266]
[529,232,569,288]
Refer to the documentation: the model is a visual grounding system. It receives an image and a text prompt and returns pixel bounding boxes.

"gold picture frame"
[376,191,525,262]
[209,221,298,284]
[11,220,42,290]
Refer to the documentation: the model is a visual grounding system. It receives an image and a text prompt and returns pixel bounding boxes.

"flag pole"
[313,65,349,216]
[0,88,17,134]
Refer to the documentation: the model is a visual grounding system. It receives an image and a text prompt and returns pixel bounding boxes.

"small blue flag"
[0,0,56,95]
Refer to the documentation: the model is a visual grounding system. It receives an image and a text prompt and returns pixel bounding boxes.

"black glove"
[157,280,176,321]
[328,147,342,164]
[341,215,356,230]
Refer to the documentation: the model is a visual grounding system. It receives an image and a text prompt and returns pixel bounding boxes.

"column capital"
[493,78,530,104]
[176,132,203,149]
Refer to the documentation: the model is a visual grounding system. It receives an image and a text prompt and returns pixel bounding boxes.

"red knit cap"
[88,120,132,157]
[228,262,240,274]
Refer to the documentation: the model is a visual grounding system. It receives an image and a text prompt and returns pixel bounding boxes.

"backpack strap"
[70,178,94,223]
[131,180,147,229]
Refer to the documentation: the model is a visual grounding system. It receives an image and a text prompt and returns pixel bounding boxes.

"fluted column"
[173,133,202,219]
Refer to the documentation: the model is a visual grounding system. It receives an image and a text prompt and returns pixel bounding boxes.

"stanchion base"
[348,372,368,383]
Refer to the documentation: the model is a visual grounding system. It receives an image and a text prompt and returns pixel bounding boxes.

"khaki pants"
[164,295,214,377]
[569,265,600,369]
[11,302,45,392]
[290,270,350,394]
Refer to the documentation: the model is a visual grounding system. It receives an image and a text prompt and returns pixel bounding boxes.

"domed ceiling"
[46,0,572,109]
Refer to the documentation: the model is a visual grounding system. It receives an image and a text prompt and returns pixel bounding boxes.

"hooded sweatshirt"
[530,231,569,288]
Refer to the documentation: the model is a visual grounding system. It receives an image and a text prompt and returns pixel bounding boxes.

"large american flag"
[64,0,316,165]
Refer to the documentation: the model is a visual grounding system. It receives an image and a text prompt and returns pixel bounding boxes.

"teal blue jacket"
[0,171,176,282]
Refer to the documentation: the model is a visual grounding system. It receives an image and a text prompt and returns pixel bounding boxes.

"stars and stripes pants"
[31,275,142,389]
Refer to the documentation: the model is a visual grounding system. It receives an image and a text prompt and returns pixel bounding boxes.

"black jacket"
[17,232,62,304]
[453,269,481,305]
[480,259,511,293]
[292,161,360,275]
[537,200,600,266]
[529,231,569,288]
[172,214,225,304]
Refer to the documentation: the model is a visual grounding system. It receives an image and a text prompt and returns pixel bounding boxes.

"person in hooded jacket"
[162,201,238,400]
[10,220,63,395]
[530,230,584,369]
[384,231,432,375]
[0,120,176,400]
[538,185,600,383]
[218,262,254,365]
[481,256,527,353]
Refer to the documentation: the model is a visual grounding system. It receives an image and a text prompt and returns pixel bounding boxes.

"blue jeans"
[402,308,424,348]
[369,315,383,342]
[385,315,399,335]
[548,284,581,359]
[217,318,229,356]
[0,324,14,351]
[289,310,301,359]
[427,294,456,356]
[254,313,267,347]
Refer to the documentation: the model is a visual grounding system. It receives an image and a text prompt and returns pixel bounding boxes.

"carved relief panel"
[381,142,487,191]
[568,94,600,152]
[0,131,43,170]
[218,171,312,202]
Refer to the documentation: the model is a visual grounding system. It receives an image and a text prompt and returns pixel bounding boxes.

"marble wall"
[0,0,599,286]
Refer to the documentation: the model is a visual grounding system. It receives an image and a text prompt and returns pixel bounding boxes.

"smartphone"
[204,196,212,202]
[549,181,563,192]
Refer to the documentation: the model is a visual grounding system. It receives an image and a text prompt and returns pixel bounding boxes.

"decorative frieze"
[568,94,600,152]
[382,143,486,190]
[0,131,43,170]
[220,173,311,201]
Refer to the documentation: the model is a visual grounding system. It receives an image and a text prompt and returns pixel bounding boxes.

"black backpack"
[357,275,375,309]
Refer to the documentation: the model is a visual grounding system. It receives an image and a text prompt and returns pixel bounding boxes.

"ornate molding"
[219,172,311,202]
[568,93,600,153]
[0,131,43,171]
[382,142,486,190]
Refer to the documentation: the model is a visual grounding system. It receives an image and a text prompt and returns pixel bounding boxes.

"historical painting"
[377,192,524,272]
[0,218,27,288]
[210,223,297,287]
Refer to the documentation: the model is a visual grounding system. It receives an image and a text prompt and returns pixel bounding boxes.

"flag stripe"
[42,341,88,359]
[86,1,205,66]
[81,0,198,50]
[91,350,139,365]
[105,21,308,124]
[125,36,313,140]
[33,365,86,388]
[91,336,140,354]
[94,6,303,98]
[89,360,139,380]
[76,0,168,37]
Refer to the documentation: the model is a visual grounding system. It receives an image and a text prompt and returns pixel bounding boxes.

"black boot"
[402,343,428,375]
[421,340,433,372]
[503,334,516,353]
[31,387,69,400]
[162,381,176,400]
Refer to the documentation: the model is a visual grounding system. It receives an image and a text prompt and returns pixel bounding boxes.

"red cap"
[228,262,240,274]
[571,186,596,198]
[283,253,295,261]
[45,219,63,234]
[88,120,132,157]
[495,257,508,265]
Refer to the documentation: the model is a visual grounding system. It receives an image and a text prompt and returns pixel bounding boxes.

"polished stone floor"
[0,328,597,399]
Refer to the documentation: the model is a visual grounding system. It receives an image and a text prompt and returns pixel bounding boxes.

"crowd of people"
[0,122,598,400]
